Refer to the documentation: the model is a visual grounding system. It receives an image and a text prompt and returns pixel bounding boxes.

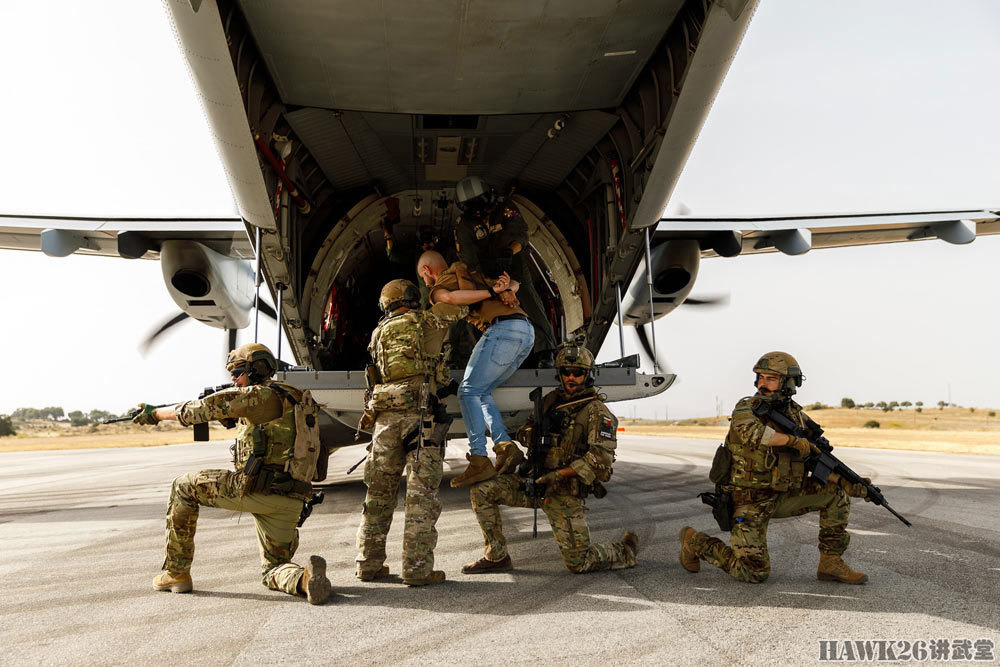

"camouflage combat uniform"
[687,394,852,583]
[166,382,315,596]
[356,301,467,581]
[470,387,636,573]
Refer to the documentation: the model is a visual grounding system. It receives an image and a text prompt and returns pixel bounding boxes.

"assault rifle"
[751,400,912,527]
[104,383,235,442]
[523,387,554,538]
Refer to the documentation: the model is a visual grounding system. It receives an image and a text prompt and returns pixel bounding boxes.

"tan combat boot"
[450,455,497,488]
[302,555,334,604]
[153,571,193,593]
[817,554,868,584]
[403,570,446,587]
[357,565,390,582]
[678,526,701,573]
[462,555,513,574]
[622,531,639,559]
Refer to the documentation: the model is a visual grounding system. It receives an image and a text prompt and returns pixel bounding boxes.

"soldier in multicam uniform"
[461,340,638,575]
[355,279,468,586]
[132,343,333,604]
[679,351,871,584]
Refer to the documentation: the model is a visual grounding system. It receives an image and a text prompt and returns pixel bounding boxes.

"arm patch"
[599,415,615,439]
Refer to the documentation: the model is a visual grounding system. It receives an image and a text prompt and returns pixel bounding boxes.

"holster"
[698,487,734,532]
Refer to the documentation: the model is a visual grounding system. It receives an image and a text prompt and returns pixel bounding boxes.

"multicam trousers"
[470,473,636,573]
[356,411,444,581]
[164,469,305,595]
[690,478,852,583]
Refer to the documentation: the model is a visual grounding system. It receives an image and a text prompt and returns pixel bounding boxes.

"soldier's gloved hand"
[132,403,159,426]
[436,379,459,399]
[535,467,575,486]
[787,436,814,458]
[493,440,524,474]
[839,476,872,500]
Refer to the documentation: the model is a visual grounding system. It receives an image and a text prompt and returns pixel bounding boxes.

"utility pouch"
[698,488,734,532]
[708,444,732,485]
[581,481,608,499]
[365,364,381,391]
[252,426,267,458]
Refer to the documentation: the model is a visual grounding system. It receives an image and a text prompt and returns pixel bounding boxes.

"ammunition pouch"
[708,443,732,485]
[698,487,734,532]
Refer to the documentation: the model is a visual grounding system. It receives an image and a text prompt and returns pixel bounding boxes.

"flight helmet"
[227,343,277,385]
[455,176,495,215]
[379,279,421,313]
[753,351,804,396]
[555,337,595,386]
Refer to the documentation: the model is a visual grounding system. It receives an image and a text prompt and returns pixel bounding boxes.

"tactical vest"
[540,390,616,495]
[232,381,325,500]
[368,311,443,411]
[726,396,806,493]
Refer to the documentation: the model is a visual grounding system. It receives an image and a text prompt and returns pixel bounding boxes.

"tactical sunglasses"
[559,367,586,378]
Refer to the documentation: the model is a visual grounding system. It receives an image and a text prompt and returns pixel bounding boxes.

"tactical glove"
[535,467,575,486]
[493,440,524,474]
[787,436,814,458]
[839,476,872,501]
[132,403,159,426]
[436,379,459,400]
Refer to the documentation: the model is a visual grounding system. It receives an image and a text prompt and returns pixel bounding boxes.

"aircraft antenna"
[253,225,262,342]
[644,228,659,373]
[615,281,626,359]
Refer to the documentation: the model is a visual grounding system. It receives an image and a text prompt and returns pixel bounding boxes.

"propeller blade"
[140,312,190,354]
[682,295,729,307]
[634,323,670,374]
[258,300,277,320]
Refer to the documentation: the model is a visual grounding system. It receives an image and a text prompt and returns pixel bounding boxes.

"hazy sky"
[1,1,998,419]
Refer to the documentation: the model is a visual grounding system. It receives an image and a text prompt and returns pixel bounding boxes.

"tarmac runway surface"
[1,436,997,665]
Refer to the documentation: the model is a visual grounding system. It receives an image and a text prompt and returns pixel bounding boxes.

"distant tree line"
[8,406,123,427]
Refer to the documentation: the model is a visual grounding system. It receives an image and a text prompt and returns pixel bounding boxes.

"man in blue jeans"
[418,250,535,488]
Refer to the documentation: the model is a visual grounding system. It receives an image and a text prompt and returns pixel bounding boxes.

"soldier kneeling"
[680,351,870,584]
[462,340,638,574]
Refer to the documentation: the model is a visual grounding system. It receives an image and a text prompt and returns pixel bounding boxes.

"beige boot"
[622,531,639,559]
[678,526,701,573]
[357,565,390,582]
[153,571,193,593]
[817,554,868,584]
[450,455,497,488]
[403,570,446,587]
[302,555,334,604]
[461,555,513,574]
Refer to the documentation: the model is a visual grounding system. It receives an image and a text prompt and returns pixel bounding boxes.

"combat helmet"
[227,342,277,385]
[555,337,595,386]
[379,279,421,313]
[753,351,804,396]
[454,176,495,214]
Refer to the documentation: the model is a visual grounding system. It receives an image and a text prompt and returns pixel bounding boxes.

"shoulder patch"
[503,206,517,219]
[599,415,615,439]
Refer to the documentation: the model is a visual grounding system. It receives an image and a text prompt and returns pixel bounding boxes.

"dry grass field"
[619,406,1000,456]
[0,420,232,453]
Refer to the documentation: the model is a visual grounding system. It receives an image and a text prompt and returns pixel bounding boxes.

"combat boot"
[450,455,497,488]
[357,565,390,582]
[622,530,639,558]
[153,571,193,593]
[462,555,513,574]
[817,554,868,584]
[678,526,701,573]
[403,570,446,587]
[302,555,334,604]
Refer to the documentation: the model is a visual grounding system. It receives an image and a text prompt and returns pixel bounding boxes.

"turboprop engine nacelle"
[621,239,700,326]
[160,240,255,330]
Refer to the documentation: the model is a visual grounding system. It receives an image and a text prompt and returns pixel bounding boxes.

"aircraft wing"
[0,213,251,260]
[654,209,1000,257]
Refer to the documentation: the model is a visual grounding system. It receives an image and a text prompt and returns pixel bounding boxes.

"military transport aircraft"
[2,0,998,448]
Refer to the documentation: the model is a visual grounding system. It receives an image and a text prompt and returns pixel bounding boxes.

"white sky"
[1,0,998,419]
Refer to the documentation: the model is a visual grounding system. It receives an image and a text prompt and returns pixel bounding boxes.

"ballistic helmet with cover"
[455,176,494,214]
[379,279,421,312]
[227,342,277,385]
[753,351,804,396]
